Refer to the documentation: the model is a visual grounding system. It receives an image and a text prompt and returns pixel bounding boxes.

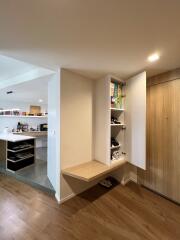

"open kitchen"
[0,76,53,192]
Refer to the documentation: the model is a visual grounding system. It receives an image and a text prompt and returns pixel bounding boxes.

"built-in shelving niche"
[110,77,126,165]
[62,72,146,182]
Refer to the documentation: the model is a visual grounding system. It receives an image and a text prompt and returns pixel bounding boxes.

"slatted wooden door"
[138,79,180,203]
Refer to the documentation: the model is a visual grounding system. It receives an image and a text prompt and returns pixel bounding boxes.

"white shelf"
[0,115,47,118]
[110,144,121,150]
[7,154,34,163]
[110,108,124,111]
[111,124,125,127]
[111,156,126,165]
[7,146,34,153]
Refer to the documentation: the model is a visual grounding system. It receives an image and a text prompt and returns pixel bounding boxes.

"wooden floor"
[0,174,180,240]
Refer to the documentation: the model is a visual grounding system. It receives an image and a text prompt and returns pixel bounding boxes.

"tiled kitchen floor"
[0,147,54,193]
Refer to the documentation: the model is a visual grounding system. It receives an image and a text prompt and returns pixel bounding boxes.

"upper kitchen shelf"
[0,115,47,118]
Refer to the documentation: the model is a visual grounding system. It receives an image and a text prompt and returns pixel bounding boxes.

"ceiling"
[0,55,55,89]
[0,55,36,81]
[0,75,49,104]
[1,0,180,79]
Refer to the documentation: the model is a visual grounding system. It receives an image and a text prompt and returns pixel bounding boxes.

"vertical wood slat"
[0,140,6,161]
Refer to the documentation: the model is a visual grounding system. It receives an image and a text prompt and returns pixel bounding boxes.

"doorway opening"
[0,55,60,198]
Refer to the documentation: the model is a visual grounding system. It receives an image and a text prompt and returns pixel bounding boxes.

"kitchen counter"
[14,131,47,137]
[0,133,35,172]
[0,133,35,142]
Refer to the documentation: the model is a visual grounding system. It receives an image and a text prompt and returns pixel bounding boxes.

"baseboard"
[121,177,128,186]
[58,175,137,204]
[59,193,75,204]
[141,185,180,206]
[55,192,61,204]
[121,175,137,186]
[59,183,100,204]
[130,175,137,183]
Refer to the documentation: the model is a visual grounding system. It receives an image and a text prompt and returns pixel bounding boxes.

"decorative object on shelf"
[110,82,123,109]
[30,105,41,116]
[117,84,122,109]
[0,107,47,117]
[110,82,115,108]
[16,122,29,132]
[114,82,118,108]
[0,108,20,116]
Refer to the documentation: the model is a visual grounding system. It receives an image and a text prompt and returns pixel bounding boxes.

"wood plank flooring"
[0,174,180,240]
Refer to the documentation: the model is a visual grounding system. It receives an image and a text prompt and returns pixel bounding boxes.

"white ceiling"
[0,55,55,89]
[1,0,180,79]
[0,75,49,104]
[0,55,36,82]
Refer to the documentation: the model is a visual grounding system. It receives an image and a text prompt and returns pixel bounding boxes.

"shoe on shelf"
[111,150,121,160]
[111,116,121,124]
[111,138,119,147]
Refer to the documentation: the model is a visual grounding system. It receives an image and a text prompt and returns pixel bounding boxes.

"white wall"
[0,101,47,132]
[48,72,60,200]
[60,69,94,201]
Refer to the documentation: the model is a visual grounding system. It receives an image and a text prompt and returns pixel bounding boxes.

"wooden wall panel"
[148,68,180,86]
[138,79,180,203]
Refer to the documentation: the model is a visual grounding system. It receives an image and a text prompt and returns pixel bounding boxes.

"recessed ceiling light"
[38,99,43,103]
[148,53,160,62]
